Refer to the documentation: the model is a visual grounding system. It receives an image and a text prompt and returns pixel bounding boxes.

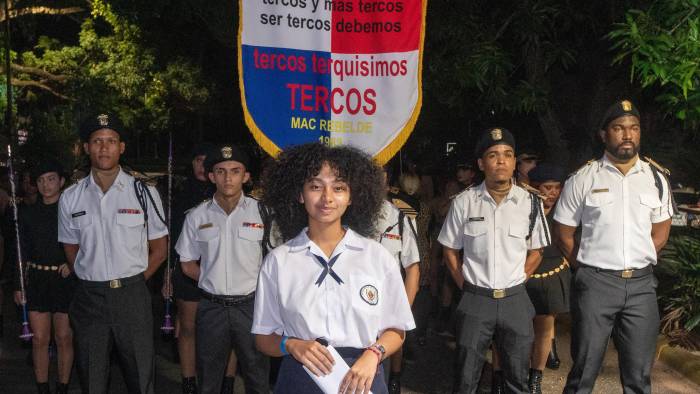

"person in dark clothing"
[13,159,76,394]
[524,163,571,394]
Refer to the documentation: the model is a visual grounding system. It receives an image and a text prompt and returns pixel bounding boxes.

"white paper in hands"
[302,345,373,394]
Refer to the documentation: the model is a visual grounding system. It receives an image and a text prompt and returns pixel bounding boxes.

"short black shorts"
[172,264,200,302]
[26,268,77,313]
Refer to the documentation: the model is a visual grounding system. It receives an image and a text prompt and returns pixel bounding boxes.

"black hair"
[262,143,384,242]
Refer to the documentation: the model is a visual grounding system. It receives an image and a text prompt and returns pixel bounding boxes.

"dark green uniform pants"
[454,287,534,394]
[70,275,154,394]
[564,265,659,394]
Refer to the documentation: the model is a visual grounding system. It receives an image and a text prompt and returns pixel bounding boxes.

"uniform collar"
[208,194,248,215]
[288,227,366,258]
[476,181,520,205]
[87,167,129,192]
[600,154,644,175]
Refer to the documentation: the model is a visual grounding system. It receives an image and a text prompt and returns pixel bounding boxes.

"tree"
[609,0,700,128]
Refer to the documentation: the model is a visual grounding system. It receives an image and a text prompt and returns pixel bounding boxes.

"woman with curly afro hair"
[252,143,416,394]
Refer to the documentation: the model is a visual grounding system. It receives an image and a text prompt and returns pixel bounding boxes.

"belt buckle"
[621,269,634,279]
[492,289,505,299]
[109,279,122,289]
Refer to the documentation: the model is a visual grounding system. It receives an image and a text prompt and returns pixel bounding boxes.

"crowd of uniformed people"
[0,99,675,394]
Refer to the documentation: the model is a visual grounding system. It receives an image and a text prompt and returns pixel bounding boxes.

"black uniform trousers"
[196,295,270,394]
[454,285,534,394]
[70,274,154,394]
[564,265,659,394]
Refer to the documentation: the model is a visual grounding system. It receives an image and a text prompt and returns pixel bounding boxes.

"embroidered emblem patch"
[71,211,86,218]
[382,233,401,241]
[360,285,379,306]
[490,128,502,141]
[118,209,142,214]
[621,100,632,111]
[242,222,264,229]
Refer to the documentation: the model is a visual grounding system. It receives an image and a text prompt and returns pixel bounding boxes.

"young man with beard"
[175,144,270,394]
[439,128,549,394]
[58,114,169,394]
[554,100,673,394]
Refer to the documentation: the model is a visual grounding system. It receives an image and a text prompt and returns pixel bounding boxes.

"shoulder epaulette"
[185,198,211,215]
[643,156,671,176]
[568,159,596,178]
[248,188,263,200]
[517,182,546,200]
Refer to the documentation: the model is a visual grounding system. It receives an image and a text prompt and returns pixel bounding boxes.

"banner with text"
[238,0,426,164]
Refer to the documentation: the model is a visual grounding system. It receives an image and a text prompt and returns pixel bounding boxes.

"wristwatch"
[371,343,386,359]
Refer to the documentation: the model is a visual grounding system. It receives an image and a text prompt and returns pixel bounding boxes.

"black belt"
[462,282,525,299]
[200,290,255,306]
[79,273,144,289]
[579,263,653,279]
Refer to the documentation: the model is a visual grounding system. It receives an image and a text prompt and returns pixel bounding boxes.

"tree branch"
[0,5,85,23]
[10,63,68,82]
[10,78,72,100]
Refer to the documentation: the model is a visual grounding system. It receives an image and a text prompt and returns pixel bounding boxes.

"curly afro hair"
[262,143,384,242]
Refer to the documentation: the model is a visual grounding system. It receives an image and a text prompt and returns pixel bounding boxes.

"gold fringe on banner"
[237,0,428,163]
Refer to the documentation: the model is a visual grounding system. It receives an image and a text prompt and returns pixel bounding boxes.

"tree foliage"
[1,0,210,164]
[609,0,700,127]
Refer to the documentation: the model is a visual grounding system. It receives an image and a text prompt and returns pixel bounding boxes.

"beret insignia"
[221,146,233,159]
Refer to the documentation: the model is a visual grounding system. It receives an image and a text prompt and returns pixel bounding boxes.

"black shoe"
[546,338,561,370]
[528,369,542,394]
[36,382,50,394]
[181,376,197,394]
[221,376,235,394]
[55,382,69,394]
[388,376,401,394]
[491,371,505,394]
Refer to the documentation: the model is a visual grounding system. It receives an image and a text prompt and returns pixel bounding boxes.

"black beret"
[204,144,250,173]
[475,127,516,158]
[79,113,124,142]
[31,158,65,183]
[600,99,640,130]
[528,162,566,184]
[191,142,215,160]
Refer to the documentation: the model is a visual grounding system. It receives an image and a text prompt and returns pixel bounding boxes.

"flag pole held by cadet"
[7,145,33,341]
[161,131,175,334]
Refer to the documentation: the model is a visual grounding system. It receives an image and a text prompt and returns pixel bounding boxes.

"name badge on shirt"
[242,222,264,229]
[118,208,142,214]
[198,223,214,230]
[71,211,86,218]
[592,188,609,194]
[468,217,485,222]
[382,233,401,241]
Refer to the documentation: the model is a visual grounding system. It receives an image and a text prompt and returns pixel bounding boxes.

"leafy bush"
[657,232,700,349]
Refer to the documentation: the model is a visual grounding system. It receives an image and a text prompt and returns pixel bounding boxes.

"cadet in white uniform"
[252,143,415,394]
[438,128,549,394]
[554,100,673,394]
[58,114,168,394]
[376,197,420,394]
[175,144,269,394]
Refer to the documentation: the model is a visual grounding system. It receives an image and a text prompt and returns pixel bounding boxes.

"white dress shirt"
[175,195,266,296]
[554,155,672,270]
[252,228,415,349]
[58,168,169,281]
[438,182,549,289]
[376,200,420,268]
